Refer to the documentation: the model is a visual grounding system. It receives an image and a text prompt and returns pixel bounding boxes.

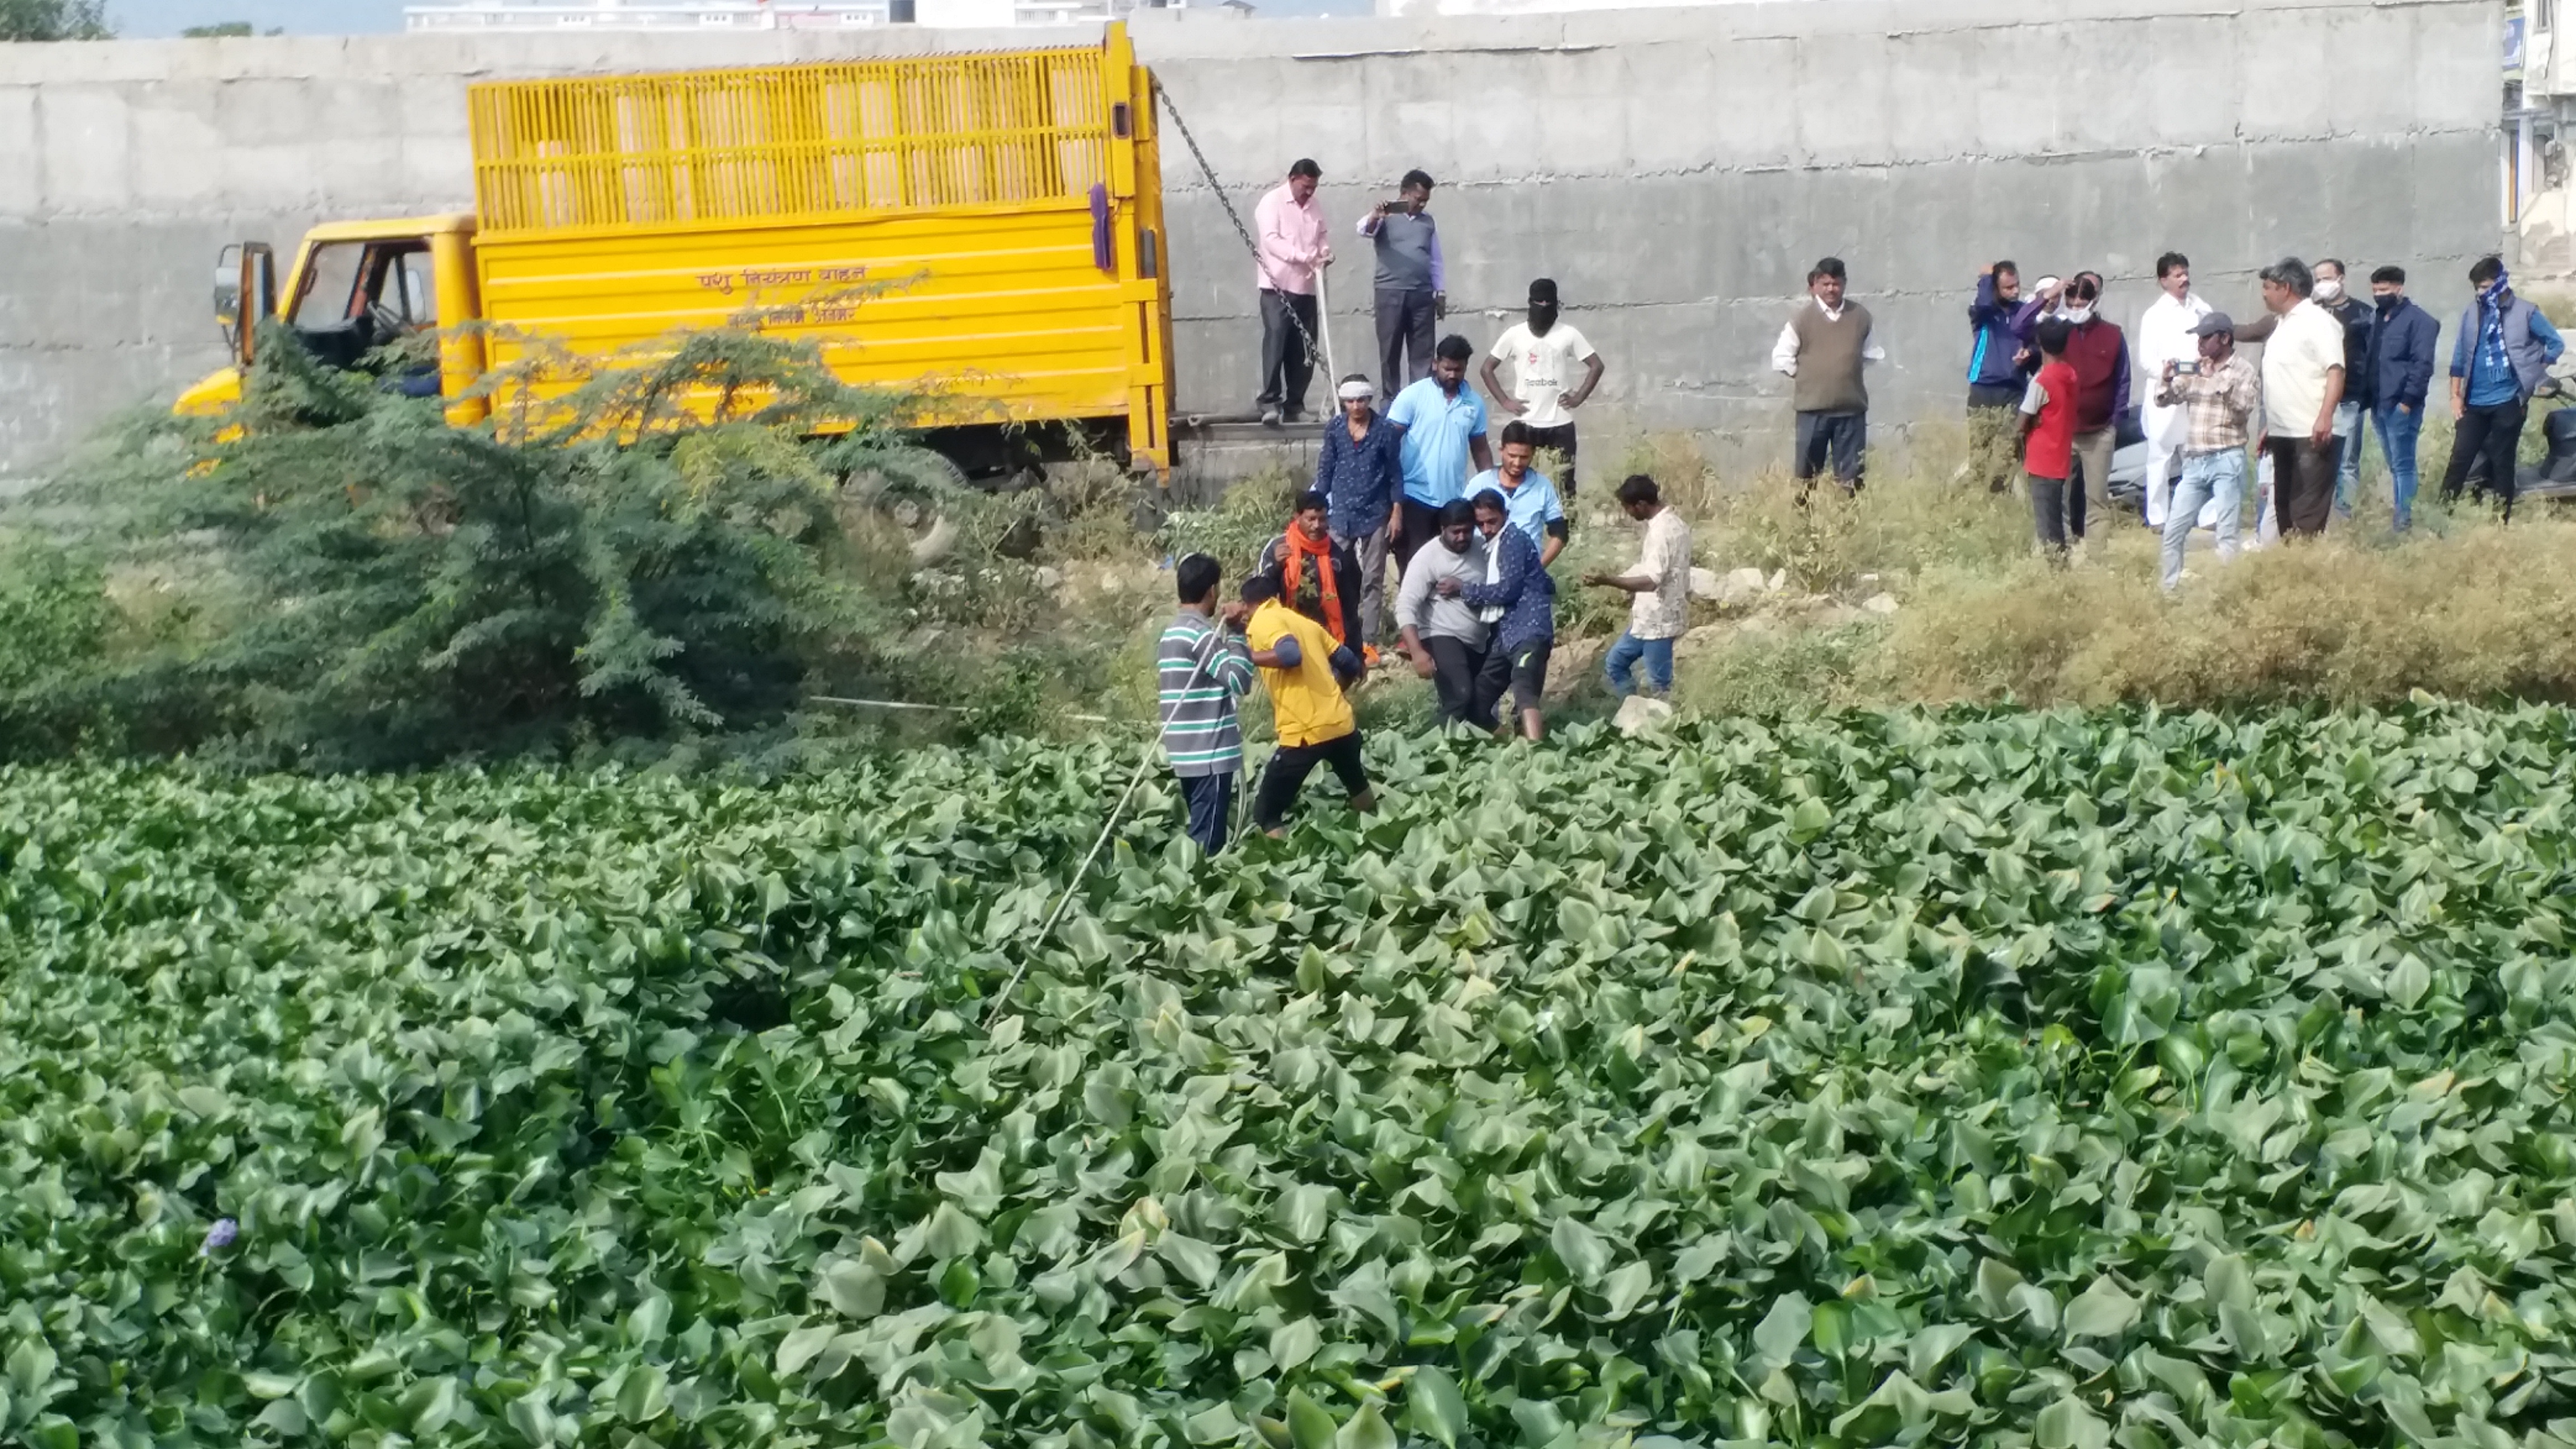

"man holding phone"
[2154,312,2260,589]
[1357,171,1445,392]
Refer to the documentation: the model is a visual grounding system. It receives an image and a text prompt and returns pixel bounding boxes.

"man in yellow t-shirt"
[1242,575,1376,836]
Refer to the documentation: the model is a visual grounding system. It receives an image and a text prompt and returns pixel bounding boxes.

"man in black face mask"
[2362,266,2439,531]
[1480,278,1605,501]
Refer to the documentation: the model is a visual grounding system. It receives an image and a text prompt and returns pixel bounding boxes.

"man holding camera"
[2153,313,2260,589]
[1357,170,1445,392]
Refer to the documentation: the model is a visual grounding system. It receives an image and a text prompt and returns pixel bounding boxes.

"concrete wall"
[0,0,2502,476]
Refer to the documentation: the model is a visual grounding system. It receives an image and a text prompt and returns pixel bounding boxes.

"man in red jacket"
[2057,272,2132,531]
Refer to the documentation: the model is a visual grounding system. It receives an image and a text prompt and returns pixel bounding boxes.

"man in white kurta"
[2134,252,2214,529]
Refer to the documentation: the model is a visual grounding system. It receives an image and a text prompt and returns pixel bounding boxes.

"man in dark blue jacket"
[1443,487,1556,741]
[1965,261,2029,492]
[2363,266,2439,532]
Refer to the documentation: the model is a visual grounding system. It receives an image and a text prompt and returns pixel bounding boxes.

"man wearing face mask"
[1480,279,1604,500]
[2363,267,2440,531]
[2443,255,2564,520]
[2310,261,2375,520]
[2134,253,2212,533]
[2058,272,2131,529]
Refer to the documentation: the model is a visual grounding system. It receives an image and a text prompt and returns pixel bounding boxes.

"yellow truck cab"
[179,214,487,425]
[179,27,1174,474]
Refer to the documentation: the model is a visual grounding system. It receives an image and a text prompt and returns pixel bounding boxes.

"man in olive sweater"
[1772,256,1886,496]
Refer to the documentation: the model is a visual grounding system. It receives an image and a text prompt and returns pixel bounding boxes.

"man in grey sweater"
[1358,169,1445,392]
[1394,498,1493,730]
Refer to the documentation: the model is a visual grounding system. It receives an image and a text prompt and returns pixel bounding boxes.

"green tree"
[181,20,255,35]
[0,0,113,40]
[9,320,965,769]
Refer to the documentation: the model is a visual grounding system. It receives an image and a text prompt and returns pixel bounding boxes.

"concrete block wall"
[0,0,2502,476]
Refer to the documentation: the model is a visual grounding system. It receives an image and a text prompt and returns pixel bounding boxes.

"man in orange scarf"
[1256,490,1368,666]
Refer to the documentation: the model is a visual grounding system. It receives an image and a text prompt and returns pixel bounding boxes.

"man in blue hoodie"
[2362,266,2440,531]
[1966,261,2030,492]
[2442,255,2564,522]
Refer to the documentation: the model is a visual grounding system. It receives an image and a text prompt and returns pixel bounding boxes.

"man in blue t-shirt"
[1463,420,1568,566]
[1384,334,1494,570]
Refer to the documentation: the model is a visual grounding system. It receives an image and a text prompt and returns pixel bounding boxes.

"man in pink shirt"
[1255,158,1330,427]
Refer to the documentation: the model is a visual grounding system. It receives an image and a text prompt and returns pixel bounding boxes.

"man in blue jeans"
[1584,475,1691,697]
[2364,266,2440,531]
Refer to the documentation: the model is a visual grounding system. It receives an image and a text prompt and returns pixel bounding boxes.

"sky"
[105,0,1354,35]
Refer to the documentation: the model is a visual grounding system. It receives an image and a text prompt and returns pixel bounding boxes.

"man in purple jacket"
[1966,261,2030,492]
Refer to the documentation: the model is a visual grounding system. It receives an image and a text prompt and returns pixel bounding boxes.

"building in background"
[2511,0,2576,271]
[404,0,1200,30]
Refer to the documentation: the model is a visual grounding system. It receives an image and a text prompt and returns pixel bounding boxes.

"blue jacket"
[1456,524,1554,652]
[1966,274,2027,390]
[2367,296,2439,411]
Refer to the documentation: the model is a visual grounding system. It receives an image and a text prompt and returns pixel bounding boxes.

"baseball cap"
[2191,312,2235,337]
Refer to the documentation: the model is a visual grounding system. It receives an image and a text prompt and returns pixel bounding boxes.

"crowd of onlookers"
[1936,249,2562,585]
[1151,158,2575,845]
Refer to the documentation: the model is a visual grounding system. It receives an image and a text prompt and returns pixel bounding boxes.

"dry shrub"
[1599,433,2030,595]
[1882,520,2576,707]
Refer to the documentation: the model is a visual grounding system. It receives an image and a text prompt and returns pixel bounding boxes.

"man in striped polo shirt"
[1158,553,1259,853]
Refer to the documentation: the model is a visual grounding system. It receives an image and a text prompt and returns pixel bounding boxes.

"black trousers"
[1474,635,1551,721]
[1257,288,1317,415]
[1391,495,1443,572]
[1376,287,1436,394]
[2266,433,2341,537]
[1424,634,1493,730]
[2026,471,2074,557]
[2444,397,2528,520]
[1252,731,1369,831]
[1526,422,1579,499]
[1794,409,1867,490]
[1177,772,1232,854]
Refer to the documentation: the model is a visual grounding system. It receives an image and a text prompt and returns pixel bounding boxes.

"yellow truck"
[181,26,1176,473]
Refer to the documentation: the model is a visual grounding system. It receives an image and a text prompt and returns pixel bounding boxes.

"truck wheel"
[840,449,968,567]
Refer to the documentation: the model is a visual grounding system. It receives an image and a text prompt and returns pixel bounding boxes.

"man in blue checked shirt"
[1384,334,1494,572]
[1464,420,1569,565]
[1313,373,1404,650]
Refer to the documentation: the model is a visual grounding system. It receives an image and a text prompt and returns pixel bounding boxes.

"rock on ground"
[1613,695,1675,736]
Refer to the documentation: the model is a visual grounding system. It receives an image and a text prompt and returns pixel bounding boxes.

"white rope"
[986,622,1231,1016]
[809,695,1120,726]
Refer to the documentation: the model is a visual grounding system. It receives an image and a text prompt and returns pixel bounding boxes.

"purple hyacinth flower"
[200,1218,238,1257]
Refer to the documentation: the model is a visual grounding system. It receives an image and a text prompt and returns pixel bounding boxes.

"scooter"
[2462,359,2576,501]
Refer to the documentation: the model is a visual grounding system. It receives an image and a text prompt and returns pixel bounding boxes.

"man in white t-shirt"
[2254,255,2347,538]
[1479,278,1604,500]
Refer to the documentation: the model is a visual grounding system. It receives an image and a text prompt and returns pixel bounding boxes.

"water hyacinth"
[198,1218,236,1257]
[9,713,2576,1448]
